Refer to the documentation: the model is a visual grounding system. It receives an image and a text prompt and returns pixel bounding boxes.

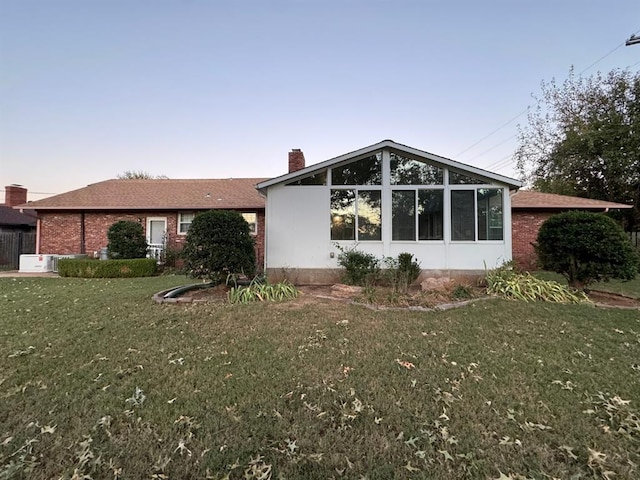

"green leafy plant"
[181,210,256,283]
[450,284,472,300]
[485,262,588,303]
[335,244,380,286]
[535,211,639,289]
[227,279,298,304]
[107,220,148,259]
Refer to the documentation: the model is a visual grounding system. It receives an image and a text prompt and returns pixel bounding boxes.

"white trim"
[146,217,167,244]
[177,212,194,235]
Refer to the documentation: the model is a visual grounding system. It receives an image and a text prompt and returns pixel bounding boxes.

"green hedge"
[57,258,157,278]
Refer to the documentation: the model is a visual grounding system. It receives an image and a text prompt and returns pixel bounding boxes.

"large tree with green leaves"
[515,68,640,228]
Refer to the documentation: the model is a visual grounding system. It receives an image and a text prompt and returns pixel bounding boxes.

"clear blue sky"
[1,0,639,201]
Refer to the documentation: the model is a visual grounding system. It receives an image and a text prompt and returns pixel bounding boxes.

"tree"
[181,210,256,283]
[117,170,169,179]
[515,68,640,229]
[107,220,148,259]
[535,211,639,289]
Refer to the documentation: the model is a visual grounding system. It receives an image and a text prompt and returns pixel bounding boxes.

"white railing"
[148,243,164,262]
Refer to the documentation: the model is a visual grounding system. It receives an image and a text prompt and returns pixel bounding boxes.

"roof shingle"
[511,190,632,210]
[16,179,267,211]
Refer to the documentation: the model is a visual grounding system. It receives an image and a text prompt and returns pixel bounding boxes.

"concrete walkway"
[0,271,59,278]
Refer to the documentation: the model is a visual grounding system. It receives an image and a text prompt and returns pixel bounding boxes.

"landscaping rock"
[331,284,363,298]
[420,277,454,292]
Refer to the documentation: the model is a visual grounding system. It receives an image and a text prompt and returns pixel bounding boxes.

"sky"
[1,0,639,202]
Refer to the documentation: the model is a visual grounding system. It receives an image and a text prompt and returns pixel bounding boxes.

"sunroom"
[257,140,522,284]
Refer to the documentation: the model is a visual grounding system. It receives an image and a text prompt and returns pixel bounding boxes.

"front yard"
[1,276,639,479]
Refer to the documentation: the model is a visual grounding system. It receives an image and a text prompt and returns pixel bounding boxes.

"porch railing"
[148,243,164,262]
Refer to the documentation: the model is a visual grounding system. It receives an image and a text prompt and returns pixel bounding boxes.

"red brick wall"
[37,210,265,268]
[511,211,553,271]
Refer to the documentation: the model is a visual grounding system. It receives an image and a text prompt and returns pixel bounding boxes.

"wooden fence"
[0,232,36,270]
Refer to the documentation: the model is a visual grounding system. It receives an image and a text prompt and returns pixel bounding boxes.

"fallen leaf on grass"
[395,359,415,369]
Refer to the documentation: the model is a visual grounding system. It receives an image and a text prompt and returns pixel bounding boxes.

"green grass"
[1,276,639,479]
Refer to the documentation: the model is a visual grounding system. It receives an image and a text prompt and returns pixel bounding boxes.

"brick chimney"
[288,149,305,173]
[4,185,28,207]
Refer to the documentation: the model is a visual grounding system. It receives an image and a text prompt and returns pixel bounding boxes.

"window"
[392,190,443,241]
[450,188,504,241]
[451,190,475,241]
[178,212,194,234]
[331,153,382,185]
[477,189,503,240]
[390,153,443,185]
[286,170,327,186]
[449,171,486,185]
[331,189,381,241]
[241,212,258,235]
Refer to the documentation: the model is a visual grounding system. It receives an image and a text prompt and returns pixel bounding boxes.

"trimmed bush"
[58,258,157,278]
[107,220,148,259]
[535,211,639,288]
[181,210,256,283]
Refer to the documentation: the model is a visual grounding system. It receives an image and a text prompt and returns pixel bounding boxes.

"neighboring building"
[1,185,36,232]
[16,178,267,265]
[510,190,633,270]
[258,140,522,284]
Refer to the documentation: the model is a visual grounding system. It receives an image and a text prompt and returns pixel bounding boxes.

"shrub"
[107,220,148,259]
[383,252,421,293]
[535,211,639,288]
[58,258,157,278]
[336,245,380,286]
[181,210,256,283]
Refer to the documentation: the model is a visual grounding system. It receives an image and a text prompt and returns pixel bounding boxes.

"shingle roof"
[17,179,267,211]
[511,190,632,210]
[0,205,36,226]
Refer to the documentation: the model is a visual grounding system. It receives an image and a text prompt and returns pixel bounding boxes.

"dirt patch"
[587,290,640,308]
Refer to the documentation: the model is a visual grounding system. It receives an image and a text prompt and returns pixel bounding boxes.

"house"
[510,190,633,270]
[1,185,36,233]
[16,178,267,265]
[257,140,522,284]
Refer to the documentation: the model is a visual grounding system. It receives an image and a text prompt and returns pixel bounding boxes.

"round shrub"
[107,220,148,259]
[535,211,639,288]
[181,210,256,283]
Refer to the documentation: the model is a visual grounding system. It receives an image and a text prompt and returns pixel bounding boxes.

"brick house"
[510,190,633,270]
[1,185,36,233]
[17,178,266,266]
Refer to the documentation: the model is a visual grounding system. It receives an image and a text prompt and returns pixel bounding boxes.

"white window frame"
[242,212,258,236]
[177,212,195,235]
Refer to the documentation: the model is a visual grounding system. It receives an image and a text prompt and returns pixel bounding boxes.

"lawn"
[1,276,639,479]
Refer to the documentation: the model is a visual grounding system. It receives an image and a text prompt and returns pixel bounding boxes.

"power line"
[454,29,640,163]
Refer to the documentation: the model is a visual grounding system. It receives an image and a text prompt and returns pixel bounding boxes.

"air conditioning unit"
[19,254,55,273]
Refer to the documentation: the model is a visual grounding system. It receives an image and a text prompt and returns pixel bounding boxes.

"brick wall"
[511,211,553,270]
[37,210,265,268]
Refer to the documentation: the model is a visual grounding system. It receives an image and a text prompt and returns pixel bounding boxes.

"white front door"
[146,217,167,260]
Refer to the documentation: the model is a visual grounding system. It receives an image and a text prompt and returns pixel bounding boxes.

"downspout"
[80,212,86,254]
[35,217,41,254]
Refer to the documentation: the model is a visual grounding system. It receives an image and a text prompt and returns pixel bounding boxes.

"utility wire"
[454,29,640,163]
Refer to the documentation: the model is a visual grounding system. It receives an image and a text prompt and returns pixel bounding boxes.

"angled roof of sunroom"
[257,140,523,191]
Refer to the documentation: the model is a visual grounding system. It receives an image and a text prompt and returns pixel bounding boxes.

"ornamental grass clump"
[485,263,589,303]
[228,279,298,304]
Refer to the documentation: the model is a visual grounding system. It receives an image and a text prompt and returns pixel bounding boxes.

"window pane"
[418,190,443,240]
[241,212,257,235]
[179,212,194,234]
[449,171,486,185]
[392,190,415,240]
[358,190,381,241]
[286,171,327,186]
[331,153,382,185]
[331,190,356,240]
[390,153,443,185]
[477,189,503,240]
[451,190,475,241]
